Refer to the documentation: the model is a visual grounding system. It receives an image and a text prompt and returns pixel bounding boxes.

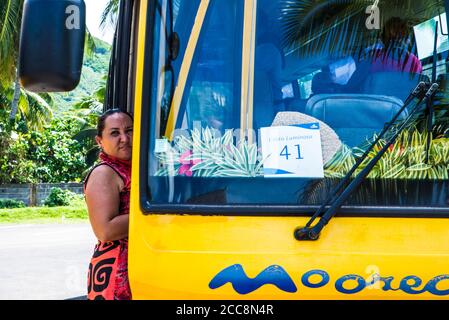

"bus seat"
[361,72,429,102]
[305,94,408,148]
[285,98,307,113]
[311,71,343,95]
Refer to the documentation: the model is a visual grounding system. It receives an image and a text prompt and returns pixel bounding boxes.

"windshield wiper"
[294,81,439,241]
[425,19,440,163]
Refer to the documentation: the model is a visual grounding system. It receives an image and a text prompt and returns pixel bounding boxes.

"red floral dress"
[85,152,132,300]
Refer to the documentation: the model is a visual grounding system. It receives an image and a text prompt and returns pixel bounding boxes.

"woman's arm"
[85,165,129,242]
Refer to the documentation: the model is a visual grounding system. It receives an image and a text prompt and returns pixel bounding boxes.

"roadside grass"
[0,203,88,224]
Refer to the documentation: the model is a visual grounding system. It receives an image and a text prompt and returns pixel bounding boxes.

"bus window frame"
[138,0,449,218]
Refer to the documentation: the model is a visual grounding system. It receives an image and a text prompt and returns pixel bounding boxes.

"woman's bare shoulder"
[86,165,124,190]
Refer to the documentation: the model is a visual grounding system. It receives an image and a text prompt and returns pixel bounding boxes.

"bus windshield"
[144,0,449,213]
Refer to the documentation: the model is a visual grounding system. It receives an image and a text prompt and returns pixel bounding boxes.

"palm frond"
[325,129,449,180]
[0,0,23,83]
[85,28,98,57]
[155,127,265,177]
[73,127,97,142]
[100,0,119,30]
[280,0,440,58]
[19,90,53,131]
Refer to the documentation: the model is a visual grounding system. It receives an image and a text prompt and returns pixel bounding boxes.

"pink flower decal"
[178,150,201,176]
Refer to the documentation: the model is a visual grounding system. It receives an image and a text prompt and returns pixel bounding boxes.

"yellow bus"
[20,0,449,299]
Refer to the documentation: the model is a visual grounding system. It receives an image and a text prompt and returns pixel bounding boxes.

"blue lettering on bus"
[425,275,449,296]
[367,275,399,291]
[335,274,366,294]
[301,270,330,288]
[210,265,449,296]
[209,264,297,294]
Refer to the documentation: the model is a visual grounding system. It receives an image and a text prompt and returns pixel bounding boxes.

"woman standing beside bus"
[84,109,133,300]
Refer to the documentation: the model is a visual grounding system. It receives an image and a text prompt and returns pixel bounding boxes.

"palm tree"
[65,0,120,168]
[0,82,53,131]
[0,0,55,129]
[0,0,23,121]
[279,0,439,57]
[0,0,103,130]
[0,0,22,84]
[72,77,106,167]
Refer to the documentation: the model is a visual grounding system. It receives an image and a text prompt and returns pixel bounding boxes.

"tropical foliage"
[52,39,111,112]
[43,187,79,207]
[325,129,449,179]
[0,0,112,185]
[279,0,439,57]
[71,83,105,168]
[101,0,120,30]
[1,82,53,130]
[0,116,91,184]
[0,0,22,84]
[0,198,25,209]
[155,128,264,177]
[0,73,105,184]
[155,125,449,180]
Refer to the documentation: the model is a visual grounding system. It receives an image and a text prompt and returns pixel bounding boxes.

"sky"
[85,0,115,44]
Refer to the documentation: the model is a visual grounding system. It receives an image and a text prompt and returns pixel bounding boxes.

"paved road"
[0,223,97,300]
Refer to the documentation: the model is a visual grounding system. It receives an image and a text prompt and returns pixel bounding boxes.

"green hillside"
[52,37,111,114]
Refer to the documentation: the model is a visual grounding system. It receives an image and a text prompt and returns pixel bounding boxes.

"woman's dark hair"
[97,109,133,137]
[381,17,410,48]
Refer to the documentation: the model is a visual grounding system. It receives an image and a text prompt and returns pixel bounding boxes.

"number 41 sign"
[260,123,324,178]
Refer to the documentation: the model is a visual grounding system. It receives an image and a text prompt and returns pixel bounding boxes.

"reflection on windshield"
[147,0,449,209]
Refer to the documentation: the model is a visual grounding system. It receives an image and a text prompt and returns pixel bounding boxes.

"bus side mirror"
[19,0,86,92]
